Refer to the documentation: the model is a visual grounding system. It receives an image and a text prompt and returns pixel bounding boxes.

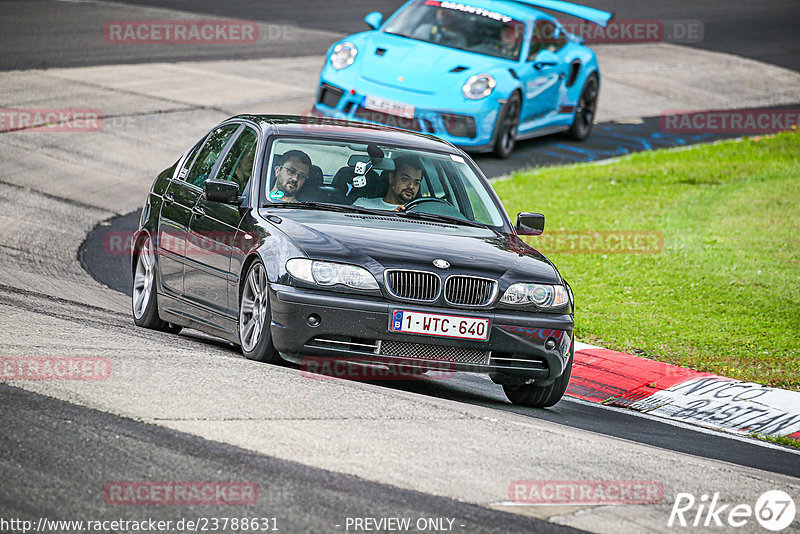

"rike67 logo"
[668,490,796,531]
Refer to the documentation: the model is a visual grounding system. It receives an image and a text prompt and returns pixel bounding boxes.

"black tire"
[493,92,521,158]
[567,74,598,141]
[503,350,573,408]
[132,236,182,334]
[239,260,280,364]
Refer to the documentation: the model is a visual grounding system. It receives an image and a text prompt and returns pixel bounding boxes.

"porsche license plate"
[363,95,415,119]
[390,310,490,341]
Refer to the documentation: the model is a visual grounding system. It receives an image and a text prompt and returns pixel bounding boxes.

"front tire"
[493,92,521,158]
[132,236,182,333]
[239,261,280,364]
[567,74,598,141]
[503,351,573,408]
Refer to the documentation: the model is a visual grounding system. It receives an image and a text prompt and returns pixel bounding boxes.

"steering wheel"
[403,197,452,211]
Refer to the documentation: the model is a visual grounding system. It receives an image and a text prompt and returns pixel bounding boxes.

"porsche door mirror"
[533,50,558,70]
[364,12,383,30]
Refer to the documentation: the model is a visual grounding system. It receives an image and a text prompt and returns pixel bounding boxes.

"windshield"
[384,0,525,61]
[261,137,507,228]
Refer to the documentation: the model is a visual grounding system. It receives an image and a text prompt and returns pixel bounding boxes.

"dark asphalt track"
[0,383,581,534]
[1,0,797,71]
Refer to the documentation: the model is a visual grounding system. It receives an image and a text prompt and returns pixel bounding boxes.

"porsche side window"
[216,127,258,194]
[184,124,239,189]
[528,20,565,60]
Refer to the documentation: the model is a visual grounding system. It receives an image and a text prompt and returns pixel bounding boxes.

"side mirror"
[516,212,545,235]
[204,179,240,204]
[533,50,558,70]
[364,12,383,30]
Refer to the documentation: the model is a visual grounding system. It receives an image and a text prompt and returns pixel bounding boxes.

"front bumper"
[270,284,573,382]
[313,76,502,150]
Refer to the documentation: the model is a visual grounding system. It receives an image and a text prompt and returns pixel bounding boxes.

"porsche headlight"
[500,283,569,308]
[286,259,378,290]
[462,74,496,100]
[330,42,358,70]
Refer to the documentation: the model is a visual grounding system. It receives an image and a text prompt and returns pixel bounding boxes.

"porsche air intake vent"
[444,276,497,306]
[385,270,440,301]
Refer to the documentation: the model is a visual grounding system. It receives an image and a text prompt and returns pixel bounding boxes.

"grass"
[752,433,800,450]
[493,131,800,390]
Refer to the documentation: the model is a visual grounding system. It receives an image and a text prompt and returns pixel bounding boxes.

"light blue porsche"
[313,0,612,158]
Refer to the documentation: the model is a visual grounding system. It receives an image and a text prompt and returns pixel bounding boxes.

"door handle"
[191,206,205,218]
[163,193,174,205]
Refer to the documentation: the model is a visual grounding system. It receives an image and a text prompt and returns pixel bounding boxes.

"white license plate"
[390,310,490,341]
[363,95,415,119]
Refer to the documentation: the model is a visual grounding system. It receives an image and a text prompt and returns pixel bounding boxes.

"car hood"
[262,209,560,284]
[355,32,506,95]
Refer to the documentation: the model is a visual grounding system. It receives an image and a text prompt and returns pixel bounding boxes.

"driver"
[268,150,311,203]
[353,155,423,210]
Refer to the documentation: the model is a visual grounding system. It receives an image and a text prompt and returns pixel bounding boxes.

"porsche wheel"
[503,351,573,408]
[239,260,279,364]
[493,92,521,159]
[567,74,598,141]
[132,236,181,333]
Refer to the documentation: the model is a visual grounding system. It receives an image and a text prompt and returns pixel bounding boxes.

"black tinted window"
[185,124,239,189]
[217,127,259,194]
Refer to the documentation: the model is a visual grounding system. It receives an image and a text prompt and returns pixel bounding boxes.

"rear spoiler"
[512,0,613,27]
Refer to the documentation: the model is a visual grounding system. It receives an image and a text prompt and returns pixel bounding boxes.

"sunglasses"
[280,165,308,181]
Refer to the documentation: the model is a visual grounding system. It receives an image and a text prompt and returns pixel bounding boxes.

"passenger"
[268,150,311,203]
[353,155,423,210]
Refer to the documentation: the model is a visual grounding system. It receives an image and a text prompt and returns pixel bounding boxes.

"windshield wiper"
[399,210,488,228]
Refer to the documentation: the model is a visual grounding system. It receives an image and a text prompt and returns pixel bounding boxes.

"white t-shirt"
[352,197,402,211]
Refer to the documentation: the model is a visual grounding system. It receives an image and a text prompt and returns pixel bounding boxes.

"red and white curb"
[569,342,800,440]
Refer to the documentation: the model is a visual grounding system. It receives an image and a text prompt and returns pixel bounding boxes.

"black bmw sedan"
[132,115,574,407]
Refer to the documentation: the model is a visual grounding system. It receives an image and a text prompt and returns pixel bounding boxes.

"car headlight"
[500,283,570,308]
[286,258,378,290]
[462,74,496,100]
[330,42,357,70]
